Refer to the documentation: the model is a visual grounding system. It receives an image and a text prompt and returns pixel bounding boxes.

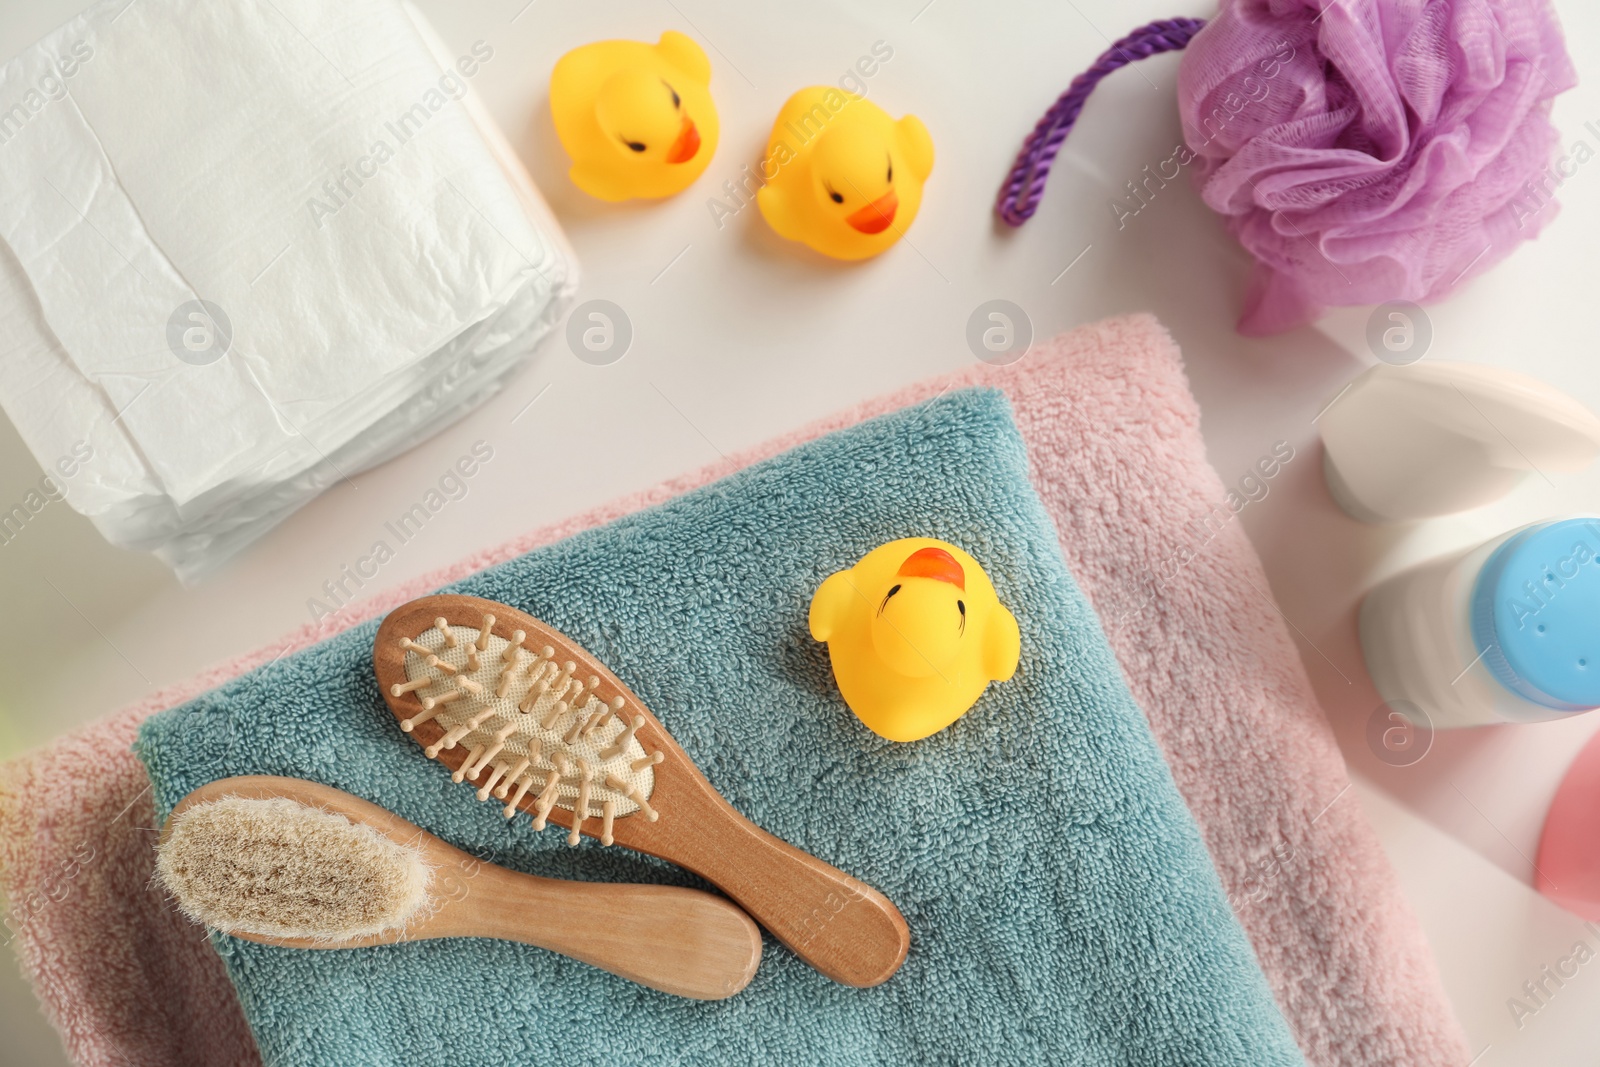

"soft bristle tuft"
[156,796,429,941]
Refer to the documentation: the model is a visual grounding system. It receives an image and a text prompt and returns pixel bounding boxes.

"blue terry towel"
[137,389,1304,1066]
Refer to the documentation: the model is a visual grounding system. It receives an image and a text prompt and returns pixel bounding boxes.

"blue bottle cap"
[1471,519,1600,711]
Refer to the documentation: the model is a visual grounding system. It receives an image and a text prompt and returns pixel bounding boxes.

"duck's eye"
[664,80,681,109]
[878,584,902,615]
[956,599,966,633]
[887,159,894,183]
[829,190,844,204]
[624,140,647,153]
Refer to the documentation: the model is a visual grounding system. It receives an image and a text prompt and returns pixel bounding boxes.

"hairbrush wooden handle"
[643,770,911,988]
[409,849,764,1000]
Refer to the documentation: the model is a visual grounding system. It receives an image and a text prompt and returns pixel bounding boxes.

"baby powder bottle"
[1361,518,1600,727]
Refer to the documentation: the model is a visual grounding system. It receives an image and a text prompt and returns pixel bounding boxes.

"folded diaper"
[0,0,576,580]
[137,389,1304,1066]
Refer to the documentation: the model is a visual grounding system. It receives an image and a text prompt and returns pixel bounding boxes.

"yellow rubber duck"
[756,88,933,261]
[549,31,718,201]
[809,539,1019,742]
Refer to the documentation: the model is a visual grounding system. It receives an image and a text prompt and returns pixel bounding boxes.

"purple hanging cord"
[995,18,1208,227]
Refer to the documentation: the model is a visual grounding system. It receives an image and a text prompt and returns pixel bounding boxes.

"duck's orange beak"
[897,546,964,589]
[846,189,898,234]
[666,115,701,164]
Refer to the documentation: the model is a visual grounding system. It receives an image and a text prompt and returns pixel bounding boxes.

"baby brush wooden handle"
[407,852,763,1000]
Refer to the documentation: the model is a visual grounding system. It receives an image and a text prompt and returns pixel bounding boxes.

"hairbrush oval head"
[375,593,910,988]
[158,792,429,942]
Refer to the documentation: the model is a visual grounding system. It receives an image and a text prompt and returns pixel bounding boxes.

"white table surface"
[3,1,1599,1064]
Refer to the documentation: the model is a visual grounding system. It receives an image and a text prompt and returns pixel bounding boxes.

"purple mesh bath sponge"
[998,1,1578,336]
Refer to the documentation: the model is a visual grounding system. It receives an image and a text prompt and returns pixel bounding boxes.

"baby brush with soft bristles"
[157,776,762,1000]
[375,593,910,988]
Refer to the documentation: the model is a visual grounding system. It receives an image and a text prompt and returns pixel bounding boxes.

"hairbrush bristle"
[396,614,664,845]
[157,796,429,941]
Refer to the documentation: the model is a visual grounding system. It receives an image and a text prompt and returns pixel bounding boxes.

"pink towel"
[0,314,1468,1067]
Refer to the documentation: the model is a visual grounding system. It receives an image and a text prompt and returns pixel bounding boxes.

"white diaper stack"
[0,0,576,580]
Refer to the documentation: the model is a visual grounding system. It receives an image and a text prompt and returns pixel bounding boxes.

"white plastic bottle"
[1320,363,1600,523]
[1361,518,1600,727]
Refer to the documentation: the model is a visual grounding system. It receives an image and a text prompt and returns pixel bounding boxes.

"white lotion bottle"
[1321,363,1600,523]
[1361,518,1600,727]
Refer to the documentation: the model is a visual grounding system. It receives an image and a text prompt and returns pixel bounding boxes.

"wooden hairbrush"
[374,593,910,988]
[159,775,761,1000]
